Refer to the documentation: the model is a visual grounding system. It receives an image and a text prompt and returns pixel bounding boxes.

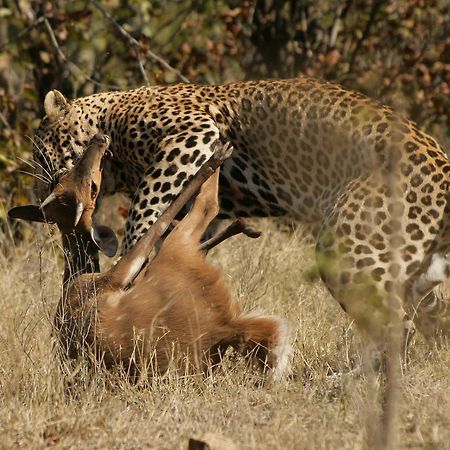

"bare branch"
[89,0,189,84]
[153,3,192,41]
[0,16,44,52]
[378,38,429,99]
[349,0,386,72]
[158,6,193,52]
[0,111,12,131]
[43,17,121,90]
[328,0,353,49]
[43,18,68,65]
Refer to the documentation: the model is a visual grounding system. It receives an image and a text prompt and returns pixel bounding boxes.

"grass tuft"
[1,219,450,449]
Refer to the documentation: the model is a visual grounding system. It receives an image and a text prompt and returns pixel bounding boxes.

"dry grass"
[1,218,450,449]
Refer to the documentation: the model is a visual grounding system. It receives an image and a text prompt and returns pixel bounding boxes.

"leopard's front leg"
[122,126,223,253]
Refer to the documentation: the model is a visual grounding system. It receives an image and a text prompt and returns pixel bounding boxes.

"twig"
[88,0,149,85]
[78,50,113,93]
[378,38,429,99]
[43,17,121,90]
[89,0,189,84]
[0,17,44,52]
[43,18,69,65]
[0,16,45,52]
[300,4,310,52]
[152,3,192,40]
[159,5,193,52]
[328,0,353,48]
[349,0,386,72]
[0,111,12,131]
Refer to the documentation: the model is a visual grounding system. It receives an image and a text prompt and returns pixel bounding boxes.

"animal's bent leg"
[315,176,412,353]
[167,168,221,246]
[109,143,233,287]
[122,123,222,253]
[200,218,261,253]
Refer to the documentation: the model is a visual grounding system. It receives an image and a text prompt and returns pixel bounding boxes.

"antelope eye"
[91,181,98,200]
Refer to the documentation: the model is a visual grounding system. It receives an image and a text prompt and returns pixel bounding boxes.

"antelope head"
[9,133,118,261]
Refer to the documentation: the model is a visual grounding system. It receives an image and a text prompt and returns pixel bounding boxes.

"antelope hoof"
[212,140,234,161]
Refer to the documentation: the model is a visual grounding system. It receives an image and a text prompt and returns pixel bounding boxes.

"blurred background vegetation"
[0,0,449,225]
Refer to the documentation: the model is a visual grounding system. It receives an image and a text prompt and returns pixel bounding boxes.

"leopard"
[19,76,450,350]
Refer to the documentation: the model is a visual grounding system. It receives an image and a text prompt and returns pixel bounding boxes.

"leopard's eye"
[49,176,59,192]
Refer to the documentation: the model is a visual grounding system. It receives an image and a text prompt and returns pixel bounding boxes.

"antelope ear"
[91,225,118,257]
[8,205,54,223]
[44,90,69,123]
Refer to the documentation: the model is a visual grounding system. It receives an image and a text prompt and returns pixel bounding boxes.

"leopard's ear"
[44,90,69,123]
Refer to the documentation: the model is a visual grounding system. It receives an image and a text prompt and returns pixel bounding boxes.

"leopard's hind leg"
[315,174,414,355]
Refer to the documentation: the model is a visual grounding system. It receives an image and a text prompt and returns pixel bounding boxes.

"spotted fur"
[32,77,450,345]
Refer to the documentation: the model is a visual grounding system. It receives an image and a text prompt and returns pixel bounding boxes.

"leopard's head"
[33,90,97,200]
